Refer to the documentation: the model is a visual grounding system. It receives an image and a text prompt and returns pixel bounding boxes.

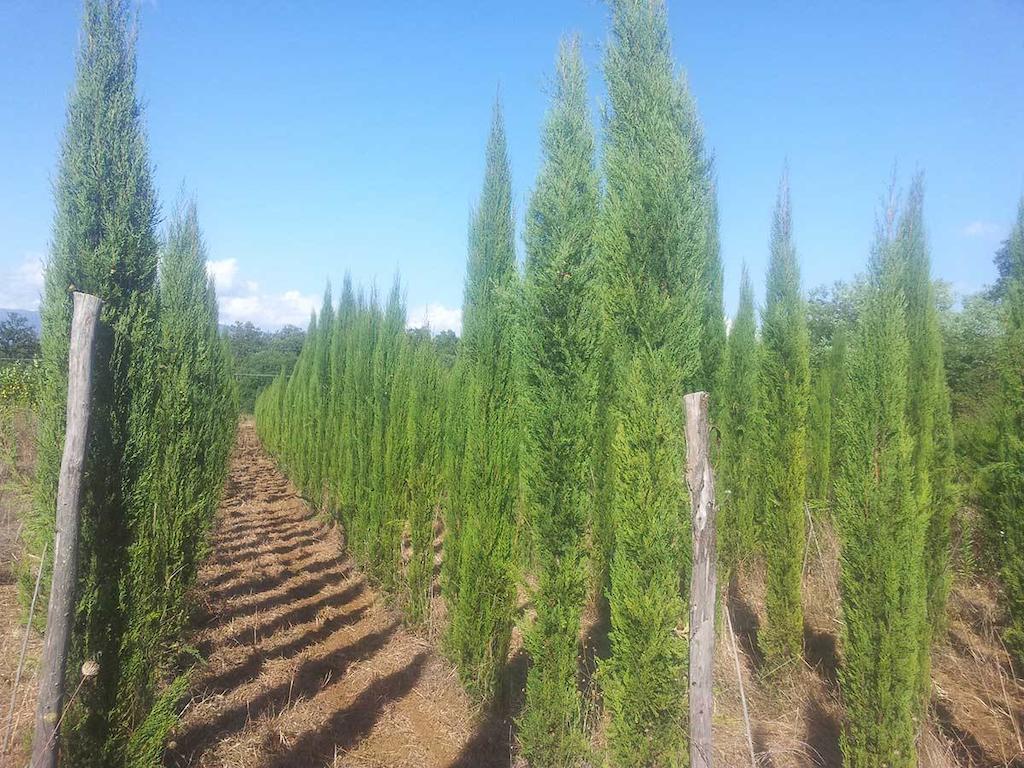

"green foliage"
[516,37,597,767]
[114,198,237,743]
[601,349,687,768]
[225,321,305,413]
[835,213,926,768]
[891,176,955,692]
[26,3,235,760]
[718,267,759,570]
[0,313,40,359]
[253,277,451,636]
[124,668,194,768]
[805,280,859,508]
[29,1,161,760]
[0,359,42,408]
[595,0,713,759]
[445,101,521,701]
[982,199,1024,662]
[757,178,810,670]
[405,339,444,625]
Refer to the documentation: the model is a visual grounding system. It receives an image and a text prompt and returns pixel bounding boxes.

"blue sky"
[1,0,1022,331]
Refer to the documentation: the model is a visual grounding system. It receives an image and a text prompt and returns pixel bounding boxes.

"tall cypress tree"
[326,275,356,511]
[891,175,955,696]
[835,211,924,767]
[517,37,598,766]
[309,283,335,504]
[757,177,810,670]
[446,101,520,700]
[366,280,405,586]
[984,198,1024,662]
[719,266,759,571]
[120,197,236,758]
[406,338,444,624]
[27,1,161,761]
[596,0,707,760]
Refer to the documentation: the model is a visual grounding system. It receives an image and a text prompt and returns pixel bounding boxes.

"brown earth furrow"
[164,421,483,768]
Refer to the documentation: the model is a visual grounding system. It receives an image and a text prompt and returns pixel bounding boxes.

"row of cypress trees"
[255,2,723,765]
[24,2,238,765]
[254,280,450,632]
[252,2,1015,767]
[981,200,1024,664]
[714,176,959,766]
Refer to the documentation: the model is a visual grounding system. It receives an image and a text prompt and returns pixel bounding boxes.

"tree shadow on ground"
[801,696,841,767]
[932,698,997,768]
[213,565,351,624]
[802,622,838,689]
[580,595,611,718]
[446,648,529,768]
[261,652,430,768]
[200,604,369,695]
[166,621,399,762]
[208,554,343,603]
[217,580,365,648]
[728,581,764,672]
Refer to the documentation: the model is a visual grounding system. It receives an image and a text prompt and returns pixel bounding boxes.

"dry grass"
[0,406,40,767]
[708,511,1024,768]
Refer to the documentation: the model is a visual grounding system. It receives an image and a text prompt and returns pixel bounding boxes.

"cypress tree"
[440,358,469,604]
[309,284,335,504]
[697,153,726,397]
[517,37,598,766]
[807,353,833,509]
[983,198,1024,662]
[326,275,356,511]
[119,197,236,753]
[406,338,444,624]
[27,1,161,760]
[366,280,405,585]
[718,266,759,571]
[603,349,687,766]
[757,177,810,670]
[447,101,520,700]
[834,211,924,767]
[380,328,413,595]
[890,176,955,696]
[596,0,708,760]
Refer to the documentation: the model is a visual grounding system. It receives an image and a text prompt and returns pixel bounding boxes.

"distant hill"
[0,308,41,332]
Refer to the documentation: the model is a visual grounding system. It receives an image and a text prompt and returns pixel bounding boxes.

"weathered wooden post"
[31,292,102,768]
[685,390,716,768]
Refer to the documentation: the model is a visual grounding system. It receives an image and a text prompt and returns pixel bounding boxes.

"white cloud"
[206,258,238,292]
[206,258,317,329]
[219,287,318,329]
[0,253,45,309]
[962,220,1001,238]
[407,303,462,335]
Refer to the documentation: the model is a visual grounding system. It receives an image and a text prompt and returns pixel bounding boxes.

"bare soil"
[164,422,504,768]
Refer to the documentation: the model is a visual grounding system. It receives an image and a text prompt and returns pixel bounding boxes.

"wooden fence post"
[31,292,102,768]
[685,390,717,768]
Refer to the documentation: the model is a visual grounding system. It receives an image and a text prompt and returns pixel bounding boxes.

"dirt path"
[165,423,496,768]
